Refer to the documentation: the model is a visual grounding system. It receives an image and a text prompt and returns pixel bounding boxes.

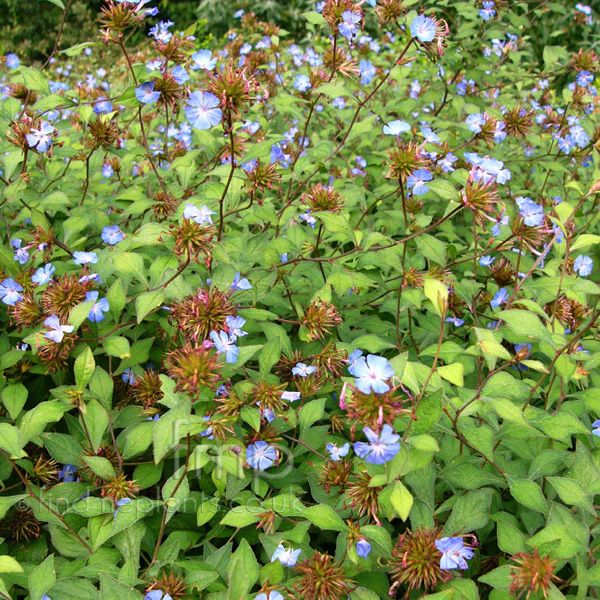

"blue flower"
[246,440,276,470]
[516,197,544,227]
[31,264,55,285]
[172,65,189,85]
[339,10,361,41]
[58,464,77,482]
[479,1,496,20]
[26,121,55,153]
[86,291,110,322]
[294,74,312,92]
[281,253,288,263]
[254,592,285,600]
[12,239,30,264]
[435,537,473,570]
[183,203,216,224]
[93,99,113,114]
[231,273,252,290]
[101,225,125,245]
[383,120,410,135]
[570,125,590,147]
[348,349,363,369]
[102,164,114,177]
[135,81,161,104]
[406,169,432,195]
[421,126,440,143]
[234,9,244,17]
[122,368,136,384]
[359,60,375,85]
[185,91,222,130]
[225,315,247,341]
[6,53,19,69]
[281,391,301,402]
[191,49,217,70]
[356,538,372,558]
[466,113,486,133]
[0,279,23,306]
[592,420,600,437]
[271,544,301,566]
[271,143,291,167]
[410,15,437,42]
[445,316,465,327]
[292,362,316,377]
[577,70,594,87]
[326,442,350,461]
[44,315,75,343]
[145,591,173,600]
[80,273,102,284]
[210,330,239,363]
[479,255,495,267]
[354,424,400,464]
[73,251,98,265]
[350,354,394,394]
[490,288,509,308]
[574,255,593,277]
[299,210,316,227]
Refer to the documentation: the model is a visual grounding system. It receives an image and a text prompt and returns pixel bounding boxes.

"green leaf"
[60,42,103,57]
[228,539,259,589]
[197,499,220,526]
[302,10,327,25]
[106,280,126,321]
[389,480,414,520]
[112,252,146,284]
[135,290,165,323]
[299,398,325,434]
[424,278,448,318]
[2,382,28,420]
[507,477,548,514]
[259,336,281,378]
[543,45,569,68]
[443,489,493,535]
[237,308,279,321]
[69,299,95,329]
[42,433,84,464]
[74,346,95,390]
[39,0,66,9]
[437,363,464,387]
[153,400,191,464]
[350,334,396,353]
[21,67,51,95]
[19,401,70,445]
[304,504,348,531]
[28,554,55,600]
[0,555,23,573]
[416,234,447,266]
[100,573,144,600]
[240,406,261,432]
[546,476,595,514]
[0,495,27,520]
[83,456,116,480]
[571,234,600,251]
[103,336,131,359]
[496,310,555,347]
[82,399,109,453]
[478,565,513,591]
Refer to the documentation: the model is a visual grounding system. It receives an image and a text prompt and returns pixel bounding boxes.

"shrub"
[0,1,600,600]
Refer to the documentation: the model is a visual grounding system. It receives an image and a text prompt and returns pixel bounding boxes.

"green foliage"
[1,1,600,600]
